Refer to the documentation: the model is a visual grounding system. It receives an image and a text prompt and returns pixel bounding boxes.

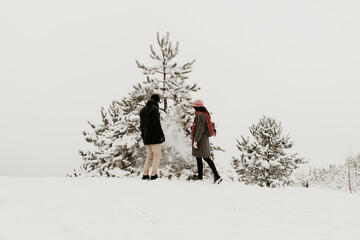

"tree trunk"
[163,66,167,112]
[348,165,352,194]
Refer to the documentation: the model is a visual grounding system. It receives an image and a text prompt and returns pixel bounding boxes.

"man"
[140,94,165,180]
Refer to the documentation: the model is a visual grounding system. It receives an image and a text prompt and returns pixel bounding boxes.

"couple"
[140,94,222,184]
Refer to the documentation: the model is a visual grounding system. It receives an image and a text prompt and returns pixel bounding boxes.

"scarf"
[191,111,215,139]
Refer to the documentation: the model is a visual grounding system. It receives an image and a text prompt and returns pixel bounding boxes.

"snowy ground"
[1,177,359,240]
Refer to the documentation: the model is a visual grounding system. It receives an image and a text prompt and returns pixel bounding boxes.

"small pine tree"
[232,116,306,187]
[78,107,113,177]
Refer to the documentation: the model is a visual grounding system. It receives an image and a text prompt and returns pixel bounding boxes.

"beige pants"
[143,144,162,176]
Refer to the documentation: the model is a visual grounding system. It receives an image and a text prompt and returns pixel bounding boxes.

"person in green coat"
[191,99,222,184]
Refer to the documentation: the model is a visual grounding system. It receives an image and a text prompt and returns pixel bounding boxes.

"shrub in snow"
[232,116,306,187]
[75,32,222,179]
[295,153,360,193]
[345,153,360,193]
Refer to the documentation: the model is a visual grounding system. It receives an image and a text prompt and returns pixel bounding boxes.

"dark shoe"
[142,175,149,180]
[150,174,158,180]
[214,175,223,184]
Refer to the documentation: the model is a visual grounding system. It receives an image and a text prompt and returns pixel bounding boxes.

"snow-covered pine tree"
[232,116,306,187]
[78,107,112,176]
[76,32,209,179]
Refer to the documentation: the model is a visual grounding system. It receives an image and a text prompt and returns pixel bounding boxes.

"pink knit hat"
[193,99,204,107]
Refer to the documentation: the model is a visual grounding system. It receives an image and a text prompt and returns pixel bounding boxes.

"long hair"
[194,106,211,119]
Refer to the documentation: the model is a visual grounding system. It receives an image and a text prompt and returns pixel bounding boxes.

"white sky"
[1,0,359,177]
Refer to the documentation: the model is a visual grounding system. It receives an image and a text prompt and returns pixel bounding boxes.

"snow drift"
[0,177,359,240]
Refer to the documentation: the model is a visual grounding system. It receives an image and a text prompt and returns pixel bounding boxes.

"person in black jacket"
[140,94,165,180]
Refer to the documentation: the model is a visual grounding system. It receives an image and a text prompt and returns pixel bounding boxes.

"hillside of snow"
[1,177,359,240]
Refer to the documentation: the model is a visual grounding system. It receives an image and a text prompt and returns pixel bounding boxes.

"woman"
[191,99,222,184]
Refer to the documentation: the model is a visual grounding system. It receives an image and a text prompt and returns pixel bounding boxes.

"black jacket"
[140,100,165,145]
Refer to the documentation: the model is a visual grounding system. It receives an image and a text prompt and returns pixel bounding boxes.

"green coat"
[192,114,211,158]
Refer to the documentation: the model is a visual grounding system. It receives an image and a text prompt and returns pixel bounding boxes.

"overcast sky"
[1,0,359,177]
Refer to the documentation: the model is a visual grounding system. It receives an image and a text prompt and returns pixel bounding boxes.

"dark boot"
[214,175,223,184]
[150,174,158,180]
[142,175,149,180]
[195,176,203,181]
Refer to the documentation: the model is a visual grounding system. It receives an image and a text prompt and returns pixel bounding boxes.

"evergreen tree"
[76,32,210,179]
[78,107,113,177]
[232,116,305,187]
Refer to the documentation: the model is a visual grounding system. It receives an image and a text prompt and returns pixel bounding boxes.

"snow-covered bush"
[232,116,306,187]
[295,153,360,193]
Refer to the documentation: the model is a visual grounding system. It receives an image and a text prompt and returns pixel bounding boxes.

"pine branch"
[135,60,147,70]
[156,32,161,46]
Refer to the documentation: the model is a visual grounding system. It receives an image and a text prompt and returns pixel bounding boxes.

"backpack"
[212,122,217,136]
[205,121,217,137]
